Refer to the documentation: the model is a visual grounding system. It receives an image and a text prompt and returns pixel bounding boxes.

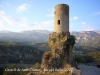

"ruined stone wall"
[54,4,69,33]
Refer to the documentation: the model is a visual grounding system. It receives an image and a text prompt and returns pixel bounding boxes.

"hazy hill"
[0,30,100,49]
[0,30,52,43]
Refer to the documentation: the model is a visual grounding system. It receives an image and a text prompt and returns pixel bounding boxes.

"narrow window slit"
[58,20,60,25]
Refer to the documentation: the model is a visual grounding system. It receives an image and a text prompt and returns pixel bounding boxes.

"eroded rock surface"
[41,32,75,69]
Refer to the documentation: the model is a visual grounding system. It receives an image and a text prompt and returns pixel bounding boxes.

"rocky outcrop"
[41,32,76,69]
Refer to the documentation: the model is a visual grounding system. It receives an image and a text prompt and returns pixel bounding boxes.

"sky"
[0,0,100,32]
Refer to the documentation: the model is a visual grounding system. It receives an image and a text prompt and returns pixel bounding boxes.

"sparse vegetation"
[34,63,41,69]
[60,41,65,46]
[51,38,56,44]
[57,33,61,41]
[75,55,94,63]
[3,64,29,75]
[0,43,43,64]
[87,51,100,64]
[75,56,83,63]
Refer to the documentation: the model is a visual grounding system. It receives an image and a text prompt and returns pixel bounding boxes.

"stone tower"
[41,4,76,71]
[54,4,69,33]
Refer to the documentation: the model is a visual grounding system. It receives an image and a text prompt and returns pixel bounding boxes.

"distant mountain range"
[0,30,100,48]
[0,30,52,43]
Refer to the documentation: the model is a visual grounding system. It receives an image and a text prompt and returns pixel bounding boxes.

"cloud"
[83,26,95,31]
[0,10,32,27]
[5,2,10,7]
[95,11,100,15]
[0,11,16,26]
[0,4,4,7]
[46,8,54,17]
[32,20,54,30]
[82,24,95,31]
[42,20,53,25]
[16,4,29,13]
[70,16,78,20]
[0,10,54,31]
[73,16,78,20]
[46,14,54,17]
[0,19,11,30]
[91,11,100,16]
[0,2,9,8]
[81,22,86,25]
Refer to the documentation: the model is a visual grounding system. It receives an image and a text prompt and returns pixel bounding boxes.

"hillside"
[0,42,43,64]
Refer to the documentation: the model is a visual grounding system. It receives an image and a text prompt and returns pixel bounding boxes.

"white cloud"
[73,16,78,20]
[16,4,29,13]
[46,8,54,17]
[0,10,54,31]
[0,21,5,28]
[95,11,100,15]
[0,19,10,30]
[5,2,10,7]
[46,14,54,17]
[70,16,78,20]
[6,3,9,6]
[0,2,9,8]
[83,26,95,31]
[82,24,95,31]
[32,20,54,30]
[91,11,100,16]
[81,22,86,25]
[0,4,4,7]
[0,10,32,27]
[0,11,15,26]
[42,20,53,25]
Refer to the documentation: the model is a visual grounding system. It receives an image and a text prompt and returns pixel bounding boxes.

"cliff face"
[0,44,43,64]
[41,32,75,69]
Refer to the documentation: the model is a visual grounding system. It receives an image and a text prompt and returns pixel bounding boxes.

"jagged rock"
[41,32,76,69]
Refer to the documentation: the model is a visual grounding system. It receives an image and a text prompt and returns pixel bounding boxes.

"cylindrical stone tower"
[54,4,69,33]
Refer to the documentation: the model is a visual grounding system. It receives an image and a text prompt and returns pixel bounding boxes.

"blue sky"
[0,0,100,32]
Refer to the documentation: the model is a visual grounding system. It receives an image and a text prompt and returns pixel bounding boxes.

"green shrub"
[75,56,83,63]
[75,55,94,63]
[67,35,76,47]
[82,55,94,63]
[88,51,100,64]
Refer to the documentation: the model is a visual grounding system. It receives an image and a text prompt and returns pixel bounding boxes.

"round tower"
[54,4,69,33]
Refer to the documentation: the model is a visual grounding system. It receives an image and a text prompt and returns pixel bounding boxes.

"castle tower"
[54,4,69,33]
